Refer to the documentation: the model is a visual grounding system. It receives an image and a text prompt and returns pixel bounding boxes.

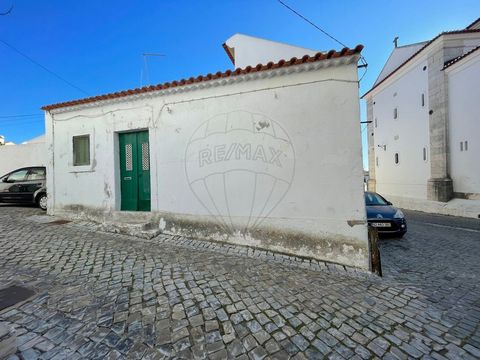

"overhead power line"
[0,2,13,15]
[276,0,368,82]
[0,113,42,118]
[0,118,44,126]
[1,121,43,128]
[0,38,90,96]
[277,0,347,48]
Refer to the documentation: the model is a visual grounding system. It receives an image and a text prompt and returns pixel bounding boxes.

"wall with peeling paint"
[45,58,369,269]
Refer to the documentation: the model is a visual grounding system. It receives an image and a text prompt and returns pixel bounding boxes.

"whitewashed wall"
[0,142,46,176]
[446,51,480,198]
[46,59,368,268]
[225,34,318,68]
[370,57,431,199]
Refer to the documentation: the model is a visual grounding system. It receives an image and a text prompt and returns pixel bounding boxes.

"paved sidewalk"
[385,195,480,219]
[0,206,479,359]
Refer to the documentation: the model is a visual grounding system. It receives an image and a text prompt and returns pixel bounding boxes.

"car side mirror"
[387,201,392,205]
[1,178,8,183]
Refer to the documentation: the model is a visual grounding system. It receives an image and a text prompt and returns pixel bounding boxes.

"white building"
[0,134,46,176]
[364,19,480,204]
[444,46,480,199]
[223,33,318,69]
[42,36,370,269]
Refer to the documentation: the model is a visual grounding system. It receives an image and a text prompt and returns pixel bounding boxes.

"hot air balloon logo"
[185,111,295,234]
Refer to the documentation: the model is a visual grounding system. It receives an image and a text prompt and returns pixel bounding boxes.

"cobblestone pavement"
[0,206,479,359]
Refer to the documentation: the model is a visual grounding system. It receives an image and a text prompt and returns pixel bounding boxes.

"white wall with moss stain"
[45,57,369,269]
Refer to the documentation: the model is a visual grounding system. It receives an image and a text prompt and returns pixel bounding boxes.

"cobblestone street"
[0,206,479,359]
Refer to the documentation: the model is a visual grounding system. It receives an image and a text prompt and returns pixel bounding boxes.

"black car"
[0,167,47,210]
[365,191,407,237]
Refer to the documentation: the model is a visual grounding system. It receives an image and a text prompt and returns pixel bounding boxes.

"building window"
[394,153,399,164]
[460,142,463,152]
[465,141,468,151]
[393,107,398,119]
[376,156,379,167]
[374,118,378,128]
[73,135,90,166]
[423,147,427,161]
[421,93,425,107]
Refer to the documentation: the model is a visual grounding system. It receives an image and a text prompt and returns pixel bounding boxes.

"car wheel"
[37,193,47,211]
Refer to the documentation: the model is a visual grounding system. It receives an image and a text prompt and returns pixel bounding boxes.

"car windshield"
[365,193,389,206]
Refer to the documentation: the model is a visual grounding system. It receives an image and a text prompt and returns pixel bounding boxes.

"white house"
[364,19,480,205]
[223,33,318,69]
[42,36,369,269]
[0,134,46,176]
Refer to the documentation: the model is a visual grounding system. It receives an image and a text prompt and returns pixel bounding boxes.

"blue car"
[365,192,407,237]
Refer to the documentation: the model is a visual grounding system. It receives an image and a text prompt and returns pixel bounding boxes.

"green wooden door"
[119,131,151,211]
[136,131,151,211]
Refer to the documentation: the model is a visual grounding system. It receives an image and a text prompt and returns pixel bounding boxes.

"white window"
[393,107,398,119]
[376,156,379,167]
[374,118,378,128]
[465,141,468,151]
[421,93,425,107]
[73,135,90,166]
[423,147,427,161]
[394,153,399,165]
[460,142,463,152]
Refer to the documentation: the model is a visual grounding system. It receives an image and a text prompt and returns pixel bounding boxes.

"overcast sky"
[1,0,479,168]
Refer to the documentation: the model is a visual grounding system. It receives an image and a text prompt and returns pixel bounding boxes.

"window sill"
[68,165,95,173]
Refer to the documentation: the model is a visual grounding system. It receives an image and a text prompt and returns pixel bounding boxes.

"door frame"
[115,129,151,212]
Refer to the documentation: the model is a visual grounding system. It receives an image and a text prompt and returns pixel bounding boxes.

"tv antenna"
[141,53,166,87]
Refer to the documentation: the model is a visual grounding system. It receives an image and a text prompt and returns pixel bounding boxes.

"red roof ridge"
[42,45,364,111]
[443,45,480,69]
[362,29,480,98]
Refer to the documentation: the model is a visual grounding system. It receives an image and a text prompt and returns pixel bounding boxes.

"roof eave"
[222,43,235,65]
[42,45,364,112]
[442,45,480,70]
[362,29,480,99]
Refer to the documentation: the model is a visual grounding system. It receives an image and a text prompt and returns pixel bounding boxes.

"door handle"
[124,177,132,180]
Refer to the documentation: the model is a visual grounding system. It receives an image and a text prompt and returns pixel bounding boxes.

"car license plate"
[371,222,391,228]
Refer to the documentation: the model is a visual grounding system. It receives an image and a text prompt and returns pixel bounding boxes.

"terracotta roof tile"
[362,29,480,98]
[443,45,480,69]
[42,45,364,111]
